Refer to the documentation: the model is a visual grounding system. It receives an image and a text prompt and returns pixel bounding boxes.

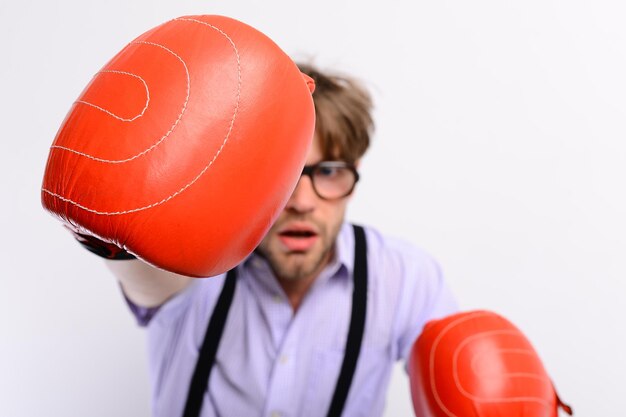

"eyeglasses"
[300,161,360,200]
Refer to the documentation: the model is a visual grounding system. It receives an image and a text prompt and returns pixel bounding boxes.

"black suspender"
[326,224,368,417]
[182,269,237,417]
[183,224,368,417]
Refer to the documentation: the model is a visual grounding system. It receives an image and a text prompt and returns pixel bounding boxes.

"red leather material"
[409,310,572,417]
[41,15,315,277]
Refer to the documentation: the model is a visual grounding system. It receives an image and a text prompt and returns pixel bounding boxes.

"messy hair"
[298,63,374,164]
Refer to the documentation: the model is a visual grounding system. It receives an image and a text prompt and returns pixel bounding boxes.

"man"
[88,63,457,417]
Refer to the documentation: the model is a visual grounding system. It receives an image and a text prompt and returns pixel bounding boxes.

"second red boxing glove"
[409,310,572,417]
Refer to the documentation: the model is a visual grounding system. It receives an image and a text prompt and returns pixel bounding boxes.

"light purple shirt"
[131,223,457,417]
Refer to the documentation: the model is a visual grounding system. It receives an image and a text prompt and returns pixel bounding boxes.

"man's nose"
[285,175,317,213]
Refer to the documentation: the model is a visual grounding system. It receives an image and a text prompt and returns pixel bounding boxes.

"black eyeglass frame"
[300,161,360,200]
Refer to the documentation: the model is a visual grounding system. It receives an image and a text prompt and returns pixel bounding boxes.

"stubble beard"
[257,218,341,282]
[268,241,333,282]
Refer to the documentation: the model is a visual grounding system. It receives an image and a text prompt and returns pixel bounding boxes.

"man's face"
[256,137,352,283]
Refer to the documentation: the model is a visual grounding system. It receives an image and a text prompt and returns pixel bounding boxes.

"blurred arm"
[104,258,192,308]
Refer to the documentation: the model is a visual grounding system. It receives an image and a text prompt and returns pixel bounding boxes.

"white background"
[1,0,624,416]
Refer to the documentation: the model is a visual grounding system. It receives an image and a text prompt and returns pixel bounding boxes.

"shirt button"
[279,355,288,364]
[272,294,282,303]
[270,412,281,417]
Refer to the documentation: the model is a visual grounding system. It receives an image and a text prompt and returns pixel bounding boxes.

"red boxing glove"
[41,15,315,277]
[409,310,573,417]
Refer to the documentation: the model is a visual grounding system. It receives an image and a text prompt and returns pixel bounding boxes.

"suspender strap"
[183,224,368,417]
[183,269,237,417]
[326,224,368,417]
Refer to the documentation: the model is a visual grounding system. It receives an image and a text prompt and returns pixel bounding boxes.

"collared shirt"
[131,223,457,417]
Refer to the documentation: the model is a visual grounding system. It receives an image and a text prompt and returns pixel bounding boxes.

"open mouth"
[278,226,319,251]
[279,230,317,238]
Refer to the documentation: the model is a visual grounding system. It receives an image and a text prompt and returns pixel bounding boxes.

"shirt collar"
[331,222,355,279]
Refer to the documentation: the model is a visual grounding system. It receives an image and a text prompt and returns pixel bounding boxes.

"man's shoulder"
[356,223,435,263]
[338,222,442,290]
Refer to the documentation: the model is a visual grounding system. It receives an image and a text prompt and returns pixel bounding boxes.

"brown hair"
[297,63,374,165]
